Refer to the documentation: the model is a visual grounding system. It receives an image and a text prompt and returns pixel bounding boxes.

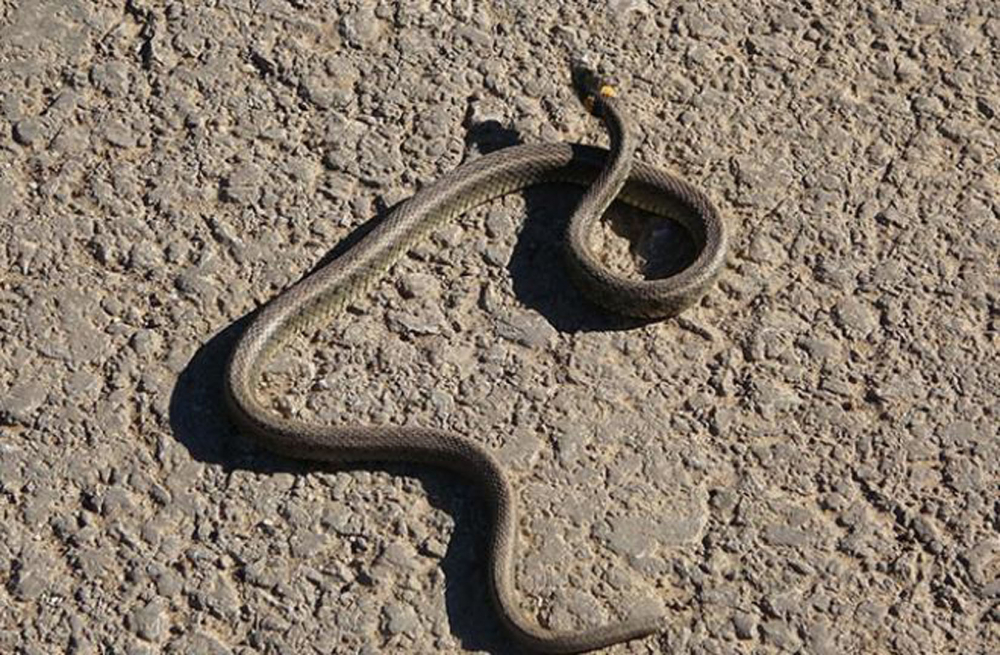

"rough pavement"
[1,1,997,653]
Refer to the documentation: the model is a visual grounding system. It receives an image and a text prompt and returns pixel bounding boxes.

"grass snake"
[224,65,727,653]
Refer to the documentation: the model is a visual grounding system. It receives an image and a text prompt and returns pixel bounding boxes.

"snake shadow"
[168,119,698,653]
[169,312,514,652]
[502,155,697,334]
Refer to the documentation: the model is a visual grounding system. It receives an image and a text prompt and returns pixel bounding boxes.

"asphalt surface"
[0,1,997,653]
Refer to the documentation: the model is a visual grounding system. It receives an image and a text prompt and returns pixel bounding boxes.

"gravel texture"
[1,1,997,654]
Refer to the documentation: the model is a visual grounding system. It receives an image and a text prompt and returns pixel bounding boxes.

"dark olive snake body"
[224,69,726,653]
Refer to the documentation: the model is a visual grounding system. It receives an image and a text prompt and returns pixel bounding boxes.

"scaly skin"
[224,68,726,653]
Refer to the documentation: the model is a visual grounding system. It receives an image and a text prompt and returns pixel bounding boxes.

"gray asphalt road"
[1,1,997,653]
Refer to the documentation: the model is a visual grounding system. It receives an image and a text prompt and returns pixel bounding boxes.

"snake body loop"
[225,70,726,653]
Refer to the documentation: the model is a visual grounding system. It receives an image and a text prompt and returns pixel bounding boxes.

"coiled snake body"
[225,67,726,653]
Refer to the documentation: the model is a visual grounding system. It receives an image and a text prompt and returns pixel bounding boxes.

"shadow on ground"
[168,119,699,653]
[168,314,513,652]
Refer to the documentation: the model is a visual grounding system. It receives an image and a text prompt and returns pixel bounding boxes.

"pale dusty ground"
[1,1,998,654]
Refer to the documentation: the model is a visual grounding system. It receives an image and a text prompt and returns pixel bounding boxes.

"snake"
[224,64,726,654]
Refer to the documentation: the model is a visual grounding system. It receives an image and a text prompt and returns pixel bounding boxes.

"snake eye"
[571,61,600,94]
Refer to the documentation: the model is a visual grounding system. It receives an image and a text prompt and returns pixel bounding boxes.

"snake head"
[570,60,617,116]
